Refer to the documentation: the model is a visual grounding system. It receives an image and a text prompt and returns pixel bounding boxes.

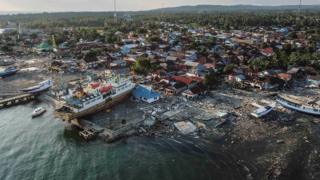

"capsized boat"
[277,94,320,116]
[32,107,46,118]
[0,66,19,78]
[21,79,53,94]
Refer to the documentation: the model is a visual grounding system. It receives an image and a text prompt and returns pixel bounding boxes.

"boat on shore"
[55,75,136,121]
[277,95,320,116]
[250,101,276,118]
[251,105,275,118]
[32,107,46,118]
[0,66,19,78]
[21,79,53,94]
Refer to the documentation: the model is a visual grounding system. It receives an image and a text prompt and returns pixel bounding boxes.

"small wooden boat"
[250,100,276,118]
[0,66,19,78]
[32,107,46,118]
[251,106,275,118]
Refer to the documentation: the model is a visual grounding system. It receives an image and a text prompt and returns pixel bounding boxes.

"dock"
[69,119,108,140]
[0,94,36,109]
[78,120,105,140]
[68,118,142,142]
[0,92,22,98]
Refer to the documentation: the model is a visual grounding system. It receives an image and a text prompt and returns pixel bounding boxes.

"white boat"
[32,107,46,118]
[276,95,320,116]
[251,105,275,118]
[251,101,276,118]
[21,79,53,94]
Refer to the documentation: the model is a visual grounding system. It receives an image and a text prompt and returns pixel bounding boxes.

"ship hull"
[276,99,320,116]
[55,90,132,121]
[21,80,53,94]
[0,70,18,78]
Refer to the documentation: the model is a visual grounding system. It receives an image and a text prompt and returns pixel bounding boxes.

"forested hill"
[0,5,320,28]
[150,4,320,13]
[1,4,320,16]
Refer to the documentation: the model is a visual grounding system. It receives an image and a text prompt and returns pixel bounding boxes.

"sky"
[0,0,319,12]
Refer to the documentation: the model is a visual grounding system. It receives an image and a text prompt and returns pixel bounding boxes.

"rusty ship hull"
[55,89,132,122]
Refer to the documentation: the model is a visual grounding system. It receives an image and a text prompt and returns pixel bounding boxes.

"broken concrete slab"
[174,121,197,135]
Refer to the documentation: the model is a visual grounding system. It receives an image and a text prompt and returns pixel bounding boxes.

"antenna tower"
[114,0,117,23]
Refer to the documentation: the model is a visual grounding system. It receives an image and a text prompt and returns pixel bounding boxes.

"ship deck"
[279,95,320,109]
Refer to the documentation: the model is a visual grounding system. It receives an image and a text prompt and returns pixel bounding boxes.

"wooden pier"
[78,120,105,140]
[0,94,36,109]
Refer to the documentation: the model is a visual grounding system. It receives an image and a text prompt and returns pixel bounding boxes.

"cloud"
[0,1,21,11]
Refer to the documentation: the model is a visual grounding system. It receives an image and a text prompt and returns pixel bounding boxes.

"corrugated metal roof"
[132,85,160,99]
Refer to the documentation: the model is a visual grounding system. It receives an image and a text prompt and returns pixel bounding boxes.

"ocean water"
[0,100,245,180]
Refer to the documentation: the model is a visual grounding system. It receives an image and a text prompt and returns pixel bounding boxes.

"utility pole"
[299,0,302,14]
[114,0,117,23]
[18,23,21,40]
[160,3,164,22]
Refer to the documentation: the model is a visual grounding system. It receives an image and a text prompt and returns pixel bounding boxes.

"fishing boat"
[55,75,136,121]
[32,107,46,118]
[0,66,19,78]
[21,79,53,94]
[276,95,320,116]
[250,101,276,118]
[251,105,275,118]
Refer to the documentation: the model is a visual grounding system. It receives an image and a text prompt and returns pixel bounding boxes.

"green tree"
[1,45,13,53]
[84,50,98,62]
[132,57,152,74]
[223,64,238,74]
[249,56,270,71]
[204,71,219,89]
[147,35,161,43]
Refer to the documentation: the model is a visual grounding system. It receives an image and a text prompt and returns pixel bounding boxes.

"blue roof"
[132,85,160,99]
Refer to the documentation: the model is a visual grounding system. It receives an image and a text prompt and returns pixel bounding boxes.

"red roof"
[172,76,202,85]
[261,48,274,55]
[276,73,292,81]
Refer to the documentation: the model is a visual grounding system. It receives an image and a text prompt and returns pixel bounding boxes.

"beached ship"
[55,75,136,121]
[277,95,320,116]
[0,66,19,78]
[21,79,53,94]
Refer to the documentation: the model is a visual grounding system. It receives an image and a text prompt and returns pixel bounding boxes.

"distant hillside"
[1,4,320,16]
[150,4,320,13]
